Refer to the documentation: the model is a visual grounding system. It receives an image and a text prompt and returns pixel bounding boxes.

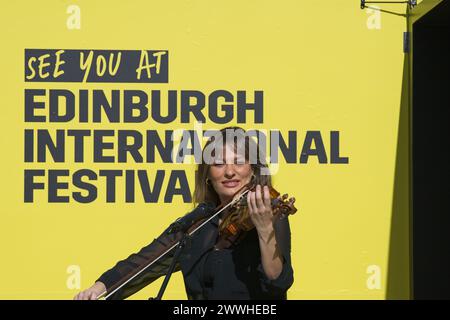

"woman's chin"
[221,189,236,197]
[218,188,239,200]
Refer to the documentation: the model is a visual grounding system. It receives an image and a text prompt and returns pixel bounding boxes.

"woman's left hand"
[247,185,277,235]
[248,184,284,280]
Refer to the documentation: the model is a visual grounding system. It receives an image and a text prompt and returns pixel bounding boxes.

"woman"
[74,127,293,300]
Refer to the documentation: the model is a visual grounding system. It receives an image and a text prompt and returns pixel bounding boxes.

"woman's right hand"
[73,282,106,300]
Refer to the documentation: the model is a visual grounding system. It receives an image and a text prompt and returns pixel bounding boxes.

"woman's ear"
[250,167,256,181]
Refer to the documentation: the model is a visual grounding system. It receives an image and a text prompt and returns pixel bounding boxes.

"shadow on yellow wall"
[386,54,410,299]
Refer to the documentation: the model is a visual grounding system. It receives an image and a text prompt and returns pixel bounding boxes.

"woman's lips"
[221,180,240,188]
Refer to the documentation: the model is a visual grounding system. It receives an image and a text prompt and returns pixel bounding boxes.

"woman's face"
[208,144,253,205]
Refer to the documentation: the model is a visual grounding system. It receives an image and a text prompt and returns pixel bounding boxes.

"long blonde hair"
[193,127,272,206]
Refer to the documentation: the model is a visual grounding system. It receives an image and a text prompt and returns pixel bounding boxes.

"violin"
[215,182,297,250]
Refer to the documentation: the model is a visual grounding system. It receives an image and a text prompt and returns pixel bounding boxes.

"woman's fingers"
[255,185,271,212]
[263,185,271,208]
[74,290,93,300]
[74,282,106,300]
[255,185,264,211]
[248,185,271,215]
[247,189,255,213]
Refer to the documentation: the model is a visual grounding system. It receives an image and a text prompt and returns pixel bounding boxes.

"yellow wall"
[0,0,440,300]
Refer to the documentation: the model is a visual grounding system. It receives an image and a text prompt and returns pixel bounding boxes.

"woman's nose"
[224,164,235,178]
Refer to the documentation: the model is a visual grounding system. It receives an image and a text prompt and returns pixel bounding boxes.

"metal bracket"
[361,0,417,9]
[360,0,416,53]
[403,31,410,53]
